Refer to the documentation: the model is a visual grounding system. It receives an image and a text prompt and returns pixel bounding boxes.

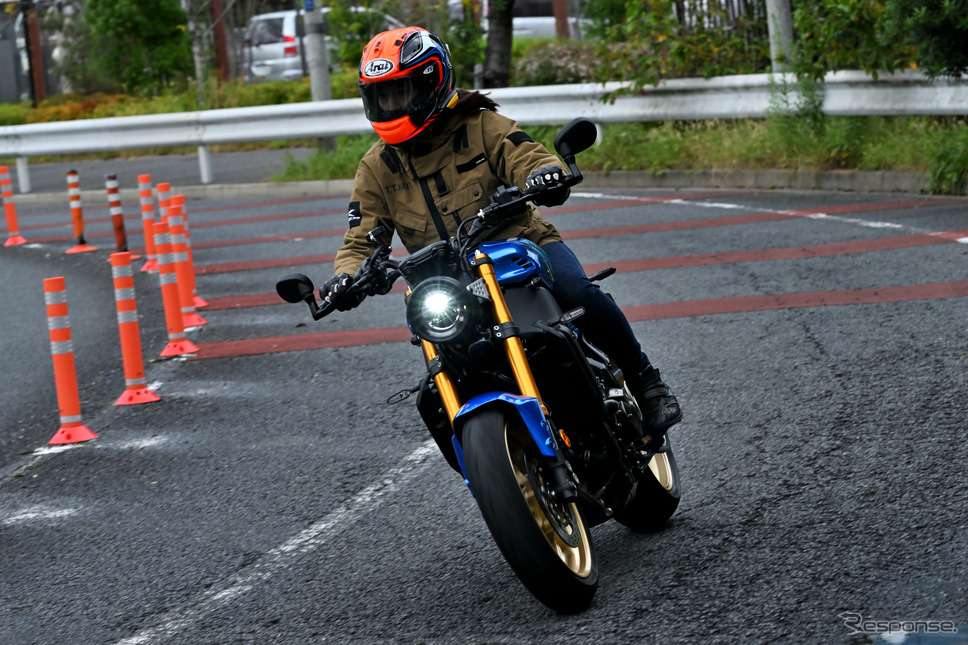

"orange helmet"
[359,27,457,145]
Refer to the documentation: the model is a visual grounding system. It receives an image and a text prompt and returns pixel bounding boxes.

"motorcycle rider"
[323,26,681,449]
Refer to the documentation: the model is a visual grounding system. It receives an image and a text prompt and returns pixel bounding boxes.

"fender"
[451,392,557,491]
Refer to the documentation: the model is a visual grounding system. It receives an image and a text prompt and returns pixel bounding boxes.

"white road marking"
[666,198,751,210]
[3,504,80,525]
[806,213,905,229]
[113,439,438,645]
[574,192,953,237]
[30,444,78,457]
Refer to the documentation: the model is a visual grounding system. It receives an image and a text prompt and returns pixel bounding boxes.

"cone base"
[49,424,98,445]
[66,244,97,254]
[141,259,159,272]
[115,387,161,406]
[183,313,207,327]
[4,235,27,246]
[160,339,200,357]
[107,253,141,263]
[193,295,209,308]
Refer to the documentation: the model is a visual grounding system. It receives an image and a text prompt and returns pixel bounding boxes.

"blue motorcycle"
[276,118,681,613]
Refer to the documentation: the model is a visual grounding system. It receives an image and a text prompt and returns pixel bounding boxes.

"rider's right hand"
[321,273,365,311]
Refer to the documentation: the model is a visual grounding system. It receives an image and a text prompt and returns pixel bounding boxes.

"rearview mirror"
[276,272,316,303]
[554,118,597,159]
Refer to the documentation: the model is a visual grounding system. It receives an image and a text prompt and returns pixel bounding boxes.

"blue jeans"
[541,241,650,376]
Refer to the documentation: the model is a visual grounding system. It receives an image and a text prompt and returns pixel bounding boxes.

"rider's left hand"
[525,165,570,207]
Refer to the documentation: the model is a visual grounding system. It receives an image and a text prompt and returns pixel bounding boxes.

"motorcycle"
[275,117,681,613]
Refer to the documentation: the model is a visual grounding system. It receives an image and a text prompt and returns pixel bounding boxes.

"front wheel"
[463,409,598,613]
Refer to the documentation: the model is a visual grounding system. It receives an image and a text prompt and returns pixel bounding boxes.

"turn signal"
[558,427,572,448]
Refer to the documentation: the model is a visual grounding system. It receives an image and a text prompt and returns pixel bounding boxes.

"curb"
[582,169,938,194]
[6,169,953,208]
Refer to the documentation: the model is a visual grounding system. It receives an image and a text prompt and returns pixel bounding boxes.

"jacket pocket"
[439,180,486,225]
[393,205,431,252]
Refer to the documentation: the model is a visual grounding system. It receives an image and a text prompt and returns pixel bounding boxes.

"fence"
[1,70,967,192]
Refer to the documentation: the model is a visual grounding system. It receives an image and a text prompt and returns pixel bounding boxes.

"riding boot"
[627,365,682,450]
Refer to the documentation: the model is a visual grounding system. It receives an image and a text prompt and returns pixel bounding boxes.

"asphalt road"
[1,163,967,644]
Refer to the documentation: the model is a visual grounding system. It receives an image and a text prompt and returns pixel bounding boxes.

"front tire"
[463,409,598,613]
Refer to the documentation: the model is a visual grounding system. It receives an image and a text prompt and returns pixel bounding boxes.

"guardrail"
[2,70,966,193]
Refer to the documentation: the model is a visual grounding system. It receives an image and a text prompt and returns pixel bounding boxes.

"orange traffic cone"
[156,181,171,222]
[65,170,97,254]
[153,220,199,357]
[170,195,207,309]
[111,252,161,405]
[138,174,159,272]
[166,199,206,328]
[44,277,98,444]
[105,174,138,258]
[1,165,27,246]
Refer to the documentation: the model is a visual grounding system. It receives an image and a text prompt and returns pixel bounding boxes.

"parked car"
[243,7,404,83]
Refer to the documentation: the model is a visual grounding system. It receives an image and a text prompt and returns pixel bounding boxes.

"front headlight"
[406,277,478,343]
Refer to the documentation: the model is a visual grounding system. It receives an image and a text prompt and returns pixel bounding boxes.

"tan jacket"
[333,98,565,276]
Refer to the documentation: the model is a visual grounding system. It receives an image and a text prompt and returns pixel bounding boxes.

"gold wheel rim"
[505,423,593,578]
[648,452,675,491]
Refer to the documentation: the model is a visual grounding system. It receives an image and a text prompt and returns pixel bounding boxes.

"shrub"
[512,40,600,86]
[926,120,968,194]
[0,103,29,126]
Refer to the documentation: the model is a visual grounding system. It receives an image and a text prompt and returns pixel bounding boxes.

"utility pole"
[301,0,335,151]
[765,0,795,72]
[302,0,331,102]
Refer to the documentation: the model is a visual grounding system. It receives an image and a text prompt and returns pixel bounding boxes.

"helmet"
[359,27,457,145]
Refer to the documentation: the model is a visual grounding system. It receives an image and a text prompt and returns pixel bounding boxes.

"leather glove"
[525,165,570,207]
[320,273,365,311]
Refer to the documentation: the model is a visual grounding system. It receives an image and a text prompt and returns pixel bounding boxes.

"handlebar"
[279,170,578,322]
[276,117,598,321]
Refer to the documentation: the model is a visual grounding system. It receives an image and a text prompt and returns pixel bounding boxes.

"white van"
[244,7,404,83]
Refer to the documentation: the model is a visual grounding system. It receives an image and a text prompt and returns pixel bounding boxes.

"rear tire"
[614,437,681,532]
[463,409,598,613]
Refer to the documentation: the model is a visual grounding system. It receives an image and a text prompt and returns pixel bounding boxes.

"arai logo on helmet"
[363,59,394,78]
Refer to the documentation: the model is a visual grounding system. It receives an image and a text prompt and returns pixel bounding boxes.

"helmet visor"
[361,66,441,124]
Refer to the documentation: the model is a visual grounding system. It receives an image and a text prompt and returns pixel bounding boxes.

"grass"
[273,135,381,182]
[274,116,968,194]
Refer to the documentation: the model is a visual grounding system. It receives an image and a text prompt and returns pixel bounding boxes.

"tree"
[588,0,770,90]
[443,0,486,88]
[84,0,192,94]
[483,0,514,88]
[887,0,968,77]
[789,0,914,81]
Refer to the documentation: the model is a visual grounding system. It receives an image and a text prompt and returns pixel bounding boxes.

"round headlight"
[406,277,477,343]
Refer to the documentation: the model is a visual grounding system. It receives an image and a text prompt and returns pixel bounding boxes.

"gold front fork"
[473,251,547,414]
[421,339,462,423]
